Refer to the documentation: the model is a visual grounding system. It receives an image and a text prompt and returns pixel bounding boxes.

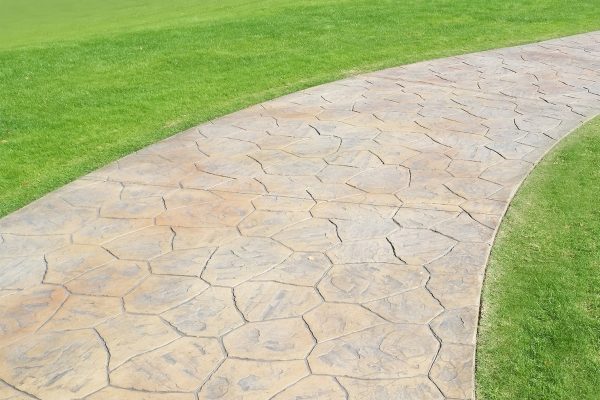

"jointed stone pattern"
[1,32,600,399]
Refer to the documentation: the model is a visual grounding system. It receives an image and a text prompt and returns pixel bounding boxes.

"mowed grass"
[2,1,600,216]
[477,117,600,399]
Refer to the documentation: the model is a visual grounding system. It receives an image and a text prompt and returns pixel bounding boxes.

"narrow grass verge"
[477,117,600,399]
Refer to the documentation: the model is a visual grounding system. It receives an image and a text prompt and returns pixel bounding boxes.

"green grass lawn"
[1,1,600,216]
[477,117,600,399]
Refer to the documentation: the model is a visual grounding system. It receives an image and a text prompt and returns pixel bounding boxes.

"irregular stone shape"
[402,152,451,170]
[198,359,308,400]
[196,154,263,177]
[0,256,45,290]
[325,150,382,168]
[0,285,68,345]
[253,150,326,176]
[100,197,165,219]
[284,135,341,157]
[224,318,314,360]
[339,376,444,400]
[397,184,464,206]
[387,229,457,264]
[203,237,291,286]
[273,219,340,252]
[426,242,490,275]
[252,196,315,212]
[87,387,196,400]
[234,281,321,321]
[430,306,479,345]
[0,198,96,235]
[66,259,148,296]
[41,295,121,331]
[96,313,179,370]
[45,244,114,284]
[0,381,33,400]
[254,252,331,286]
[347,165,410,193]
[72,217,153,245]
[316,164,360,183]
[460,198,507,216]
[238,210,310,237]
[173,226,239,250]
[304,303,384,342]
[111,337,223,392]
[480,159,531,186]
[445,177,502,200]
[332,217,398,241]
[435,212,494,243]
[393,207,459,229]
[150,247,215,276]
[0,234,70,257]
[162,287,243,337]
[365,288,444,324]
[308,324,439,378]
[271,376,346,400]
[0,330,107,400]
[318,263,425,303]
[427,273,483,309]
[156,198,254,228]
[124,275,208,313]
[161,188,219,209]
[327,239,399,264]
[104,226,174,260]
[430,344,474,399]
[306,182,363,201]
[59,180,122,208]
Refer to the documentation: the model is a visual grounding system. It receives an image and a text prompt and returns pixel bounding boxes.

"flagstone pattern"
[1,32,600,399]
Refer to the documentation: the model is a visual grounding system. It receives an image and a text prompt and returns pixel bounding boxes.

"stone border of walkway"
[0,32,599,400]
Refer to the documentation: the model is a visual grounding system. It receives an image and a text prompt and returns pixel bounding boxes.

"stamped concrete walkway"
[2,32,600,400]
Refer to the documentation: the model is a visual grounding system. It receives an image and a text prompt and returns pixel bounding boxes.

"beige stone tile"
[238,210,310,237]
[124,275,208,313]
[338,376,444,399]
[162,287,243,337]
[304,303,384,342]
[235,281,321,321]
[150,247,215,276]
[0,285,68,346]
[66,259,148,296]
[41,295,121,331]
[388,229,457,264]
[253,252,331,286]
[0,256,45,290]
[365,288,444,324]
[430,344,475,399]
[308,324,439,378]
[87,387,195,400]
[224,318,314,360]
[45,244,115,284]
[104,226,174,260]
[347,165,410,194]
[97,313,179,370]
[273,218,339,252]
[271,376,346,399]
[0,330,107,400]
[203,237,291,286]
[111,337,223,392]
[198,359,308,400]
[318,263,426,303]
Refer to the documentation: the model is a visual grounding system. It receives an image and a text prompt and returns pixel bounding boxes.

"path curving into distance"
[1,32,600,400]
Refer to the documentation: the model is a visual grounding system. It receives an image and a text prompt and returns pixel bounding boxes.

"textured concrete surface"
[1,32,600,399]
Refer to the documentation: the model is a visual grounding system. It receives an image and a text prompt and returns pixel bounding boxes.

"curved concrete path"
[2,32,600,400]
